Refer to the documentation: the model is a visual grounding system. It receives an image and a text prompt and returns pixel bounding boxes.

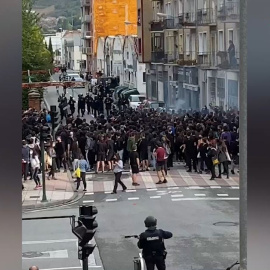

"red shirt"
[156,147,166,162]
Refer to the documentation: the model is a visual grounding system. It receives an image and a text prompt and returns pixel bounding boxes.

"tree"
[48,37,54,63]
[44,40,48,49]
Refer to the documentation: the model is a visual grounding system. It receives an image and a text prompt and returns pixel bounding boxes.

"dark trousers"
[106,107,111,116]
[48,158,57,177]
[56,156,67,171]
[22,162,29,180]
[218,161,229,178]
[70,106,75,115]
[144,256,166,270]
[76,172,86,190]
[167,153,173,168]
[186,155,197,171]
[87,103,91,114]
[87,150,96,169]
[33,167,41,186]
[209,163,216,178]
[113,172,126,192]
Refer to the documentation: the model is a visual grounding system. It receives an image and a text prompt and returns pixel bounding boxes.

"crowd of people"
[22,82,239,193]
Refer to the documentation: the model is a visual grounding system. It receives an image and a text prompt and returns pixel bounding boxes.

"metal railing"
[81,0,91,7]
[197,52,217,67]
[196,8,217,25]
[82,47,93,55]
[176,52,197,65]
[164,17,182,29]
[82,31,92,38]
[164,51,178,63]
[150,20,164,31]
[217,2,240,22]
[182,12,196,26]
[216,50,239,69]
[151,51,165,63]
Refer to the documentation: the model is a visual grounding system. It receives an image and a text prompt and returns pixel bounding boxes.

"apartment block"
[144,0,239,111]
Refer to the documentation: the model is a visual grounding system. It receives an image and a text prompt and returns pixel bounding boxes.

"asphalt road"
[22,187,239,270]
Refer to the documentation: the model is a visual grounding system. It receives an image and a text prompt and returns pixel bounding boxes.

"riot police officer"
[137,216,172,270]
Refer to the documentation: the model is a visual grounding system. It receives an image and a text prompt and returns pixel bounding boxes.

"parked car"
[66,73,85,88]
[113,86,128,103]
[120,88,140,99]
[128,95,146,109]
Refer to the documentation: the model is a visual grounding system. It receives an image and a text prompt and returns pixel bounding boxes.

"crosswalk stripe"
[217,194,229,197]
[150,196,161,199]
[83,200,94,203]
[194,194,206,197]
[172,197,239,201]
[128,197,139,200]
[142,173,157,189]
[171,194,184,198]
[105,198,117,202]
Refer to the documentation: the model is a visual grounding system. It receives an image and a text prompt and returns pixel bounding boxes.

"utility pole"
[239,0,247,269]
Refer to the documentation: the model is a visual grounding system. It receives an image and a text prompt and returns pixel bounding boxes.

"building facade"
[139,0,239,111]
[81,0,138,74]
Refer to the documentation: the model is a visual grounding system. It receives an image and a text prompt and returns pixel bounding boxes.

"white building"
[112,36,125,85]
[62,30,87,72]
[44,32,65,65]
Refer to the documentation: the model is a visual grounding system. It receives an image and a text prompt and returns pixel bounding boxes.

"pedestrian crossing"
[79,169,239,194]
[79,186,239,204]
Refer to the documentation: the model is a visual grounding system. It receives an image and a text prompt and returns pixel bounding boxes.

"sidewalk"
[22,171,78,211]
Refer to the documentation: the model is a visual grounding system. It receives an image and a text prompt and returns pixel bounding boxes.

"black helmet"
[144,216,157,228]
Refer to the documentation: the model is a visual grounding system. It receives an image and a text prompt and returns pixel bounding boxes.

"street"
[22,186,239,270]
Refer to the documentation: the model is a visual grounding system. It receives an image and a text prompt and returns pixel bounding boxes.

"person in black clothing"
[55,137,67,172]
[129,145,140,186]
[183,132,198,172]
[77,94,86,117]
[207,141,218,180]
[78,132,87,160]
[74,115,83,128]
[85,93,91,115]
[137,133,149,171]
[68,96,76,116]
[104,94,113,116]
[137,216,173,270]
[114,133,125,160]
[93,96,99,118]
[97,92,104,115]
[86,133,96,170]
[96,135,107,173]
[197,137,209,173]
[106,134,115,171]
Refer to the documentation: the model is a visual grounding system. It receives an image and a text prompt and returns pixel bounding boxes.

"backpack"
[46,114,51,123]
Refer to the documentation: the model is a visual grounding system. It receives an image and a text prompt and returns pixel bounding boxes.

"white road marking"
[231,186,239,189]
[172,197,239,201]
[85,192,94,195]
[22,239,77,245]
[210,186,222,189]
[105,198,117,202]
[104,191,111,194]
[22,250,68,259]
[40,267,102,270]
[169,191,182,194]
[217,194,229,197]
[157,190,167,193]
[167,187,179,190]
[171,194,184,198]
[128,197,140,200]
[147,188,157,191]
[194,194,206,197]
[83,200,94,203]
[185,186,205,190]
[125,189,137,193]
[150,196,161,199]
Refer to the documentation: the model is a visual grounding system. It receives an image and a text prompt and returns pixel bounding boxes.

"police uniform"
[137,216,172,270]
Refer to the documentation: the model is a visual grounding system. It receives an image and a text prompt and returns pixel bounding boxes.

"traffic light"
[72,205,98,262]
[50,105,59,131]
[40,125,51,142]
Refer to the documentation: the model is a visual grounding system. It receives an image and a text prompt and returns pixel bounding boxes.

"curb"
[22,170,82,213]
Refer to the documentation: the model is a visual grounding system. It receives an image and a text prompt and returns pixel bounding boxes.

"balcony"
[164,17,182,29]
[182,12,196,27]
[82,15,91,23]
[217,2,240,22]
[176,52,197,66]
[150,20,164,31]
[197,52,217,67]
[82,31,92,39]
[164,51,178,64]
[196,8,217,25]
[151,51,165,63]
[216,51,239,69]
[82,47,93,55]
[81,0,91,7]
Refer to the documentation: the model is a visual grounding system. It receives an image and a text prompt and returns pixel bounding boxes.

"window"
[138,9,141,25]
[143,72,146,82]
[127,51,129,59]
[151,33,164,51]
[179,34,183,53]
[203,32,207,54]
[218,30,224,51]
[185,33,190,55]
[138,38,142,54]
[228,29,234,43]
[199,33,203,54]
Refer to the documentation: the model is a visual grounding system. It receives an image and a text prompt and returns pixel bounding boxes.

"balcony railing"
[164,51,178,64]
[216,51,239,69]
[150,20,164,31]
[82,31,92,39]
[217,2,240,22]
[151,51,165,63]
[196,8,217,25]
[81,0,91,7]
[164,17,182,29]
[197,52,217,67]
[176,52,197,66]
[82,47,93,55]
[82,15,91,23]
[182,12,196,27]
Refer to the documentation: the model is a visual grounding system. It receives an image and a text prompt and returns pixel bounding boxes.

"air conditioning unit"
[146,69,151,75]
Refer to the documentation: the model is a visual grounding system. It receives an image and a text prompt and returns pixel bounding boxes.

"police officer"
[137,216,172,270]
